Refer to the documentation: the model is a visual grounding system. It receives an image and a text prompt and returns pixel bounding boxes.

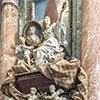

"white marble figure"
[34,2,69,67]
[45,84,67,100]
[55,1,69,48]
[34,16,63,67]
[15,36,32,65]
[28,87,39,100]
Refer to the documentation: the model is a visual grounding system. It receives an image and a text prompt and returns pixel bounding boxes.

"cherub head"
[49,85,56,93]
[30,87,37,95]
[44,16,51,29]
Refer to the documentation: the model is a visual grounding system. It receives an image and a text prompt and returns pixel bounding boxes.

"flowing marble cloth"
[1,53,88,100]
[39,55,88,100]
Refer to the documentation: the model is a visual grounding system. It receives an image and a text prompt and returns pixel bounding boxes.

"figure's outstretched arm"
[57,89,65,96]
[59,1,69,22]
[45,95,53,99]
[21,45,33,50]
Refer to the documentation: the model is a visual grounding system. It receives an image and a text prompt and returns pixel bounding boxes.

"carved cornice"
[2,0,18,8]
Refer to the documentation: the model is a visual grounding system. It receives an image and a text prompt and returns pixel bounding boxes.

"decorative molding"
[71,0,82,60]
[18,0,33,36]
[2,0,18,7]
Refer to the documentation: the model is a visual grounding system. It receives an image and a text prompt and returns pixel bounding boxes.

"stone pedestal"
[82,0,100,100]
[0,1,18,100]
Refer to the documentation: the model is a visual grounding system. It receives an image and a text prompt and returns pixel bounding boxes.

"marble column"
[82,0,100,100]
[0,0,18,99]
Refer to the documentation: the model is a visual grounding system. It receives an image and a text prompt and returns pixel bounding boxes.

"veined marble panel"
[82,0,100,100]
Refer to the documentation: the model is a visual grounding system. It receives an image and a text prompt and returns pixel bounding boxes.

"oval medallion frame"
[22,21,43,47]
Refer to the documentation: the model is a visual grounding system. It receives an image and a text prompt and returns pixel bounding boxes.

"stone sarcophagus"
[15,70,55,94]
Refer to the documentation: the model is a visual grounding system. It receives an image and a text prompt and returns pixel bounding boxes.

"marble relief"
[0,0,87,100]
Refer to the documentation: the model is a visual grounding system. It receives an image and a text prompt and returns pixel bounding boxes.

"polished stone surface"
[0,3,18,100]
[0,0,100,100]
[82,0,100,100]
